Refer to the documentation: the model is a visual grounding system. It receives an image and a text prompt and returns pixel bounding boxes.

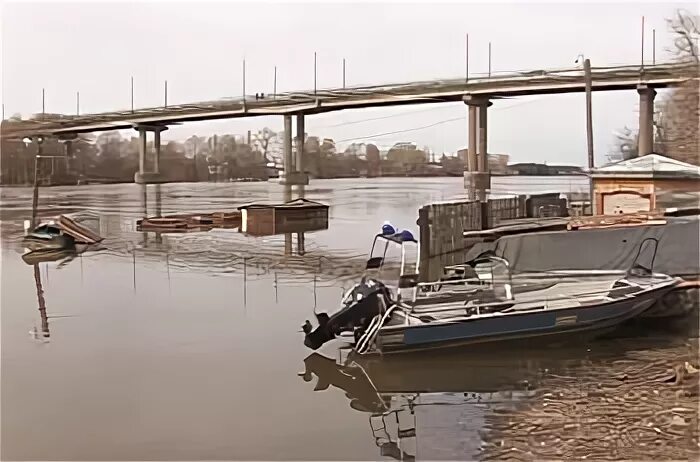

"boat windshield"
[365,231,419,287]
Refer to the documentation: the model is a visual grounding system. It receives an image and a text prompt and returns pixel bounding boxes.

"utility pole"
[342,58,346,89]
[31,137,44,228]
[583,57,595,213]
[242,59,246,100]
[652,28,656,65]
[42,88,45,115]
[131,76,134,113]
[273,65,277,98]
[76,91,80,115]
[164,80,168,107]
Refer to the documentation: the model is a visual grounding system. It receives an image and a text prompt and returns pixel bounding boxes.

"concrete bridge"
[4,61,697,188]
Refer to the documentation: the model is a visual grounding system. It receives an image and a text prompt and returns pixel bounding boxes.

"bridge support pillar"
[138,128,147,174]
[637,85,656,157]
[467,106,478,173]
[280,114,309,186]
[153,128,161,174]
[295,113,305,177]
[134,125,167,184]
[463,96,492,202]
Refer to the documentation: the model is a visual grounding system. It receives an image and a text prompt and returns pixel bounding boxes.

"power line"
[330,97,547,144]
[312,104,460,129]
[335,116,466,143]
[315,95,546,134]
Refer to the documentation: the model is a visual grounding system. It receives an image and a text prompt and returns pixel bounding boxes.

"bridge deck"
[2,61,697,139]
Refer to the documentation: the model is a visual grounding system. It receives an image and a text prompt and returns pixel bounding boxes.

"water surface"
[1,178,697,460]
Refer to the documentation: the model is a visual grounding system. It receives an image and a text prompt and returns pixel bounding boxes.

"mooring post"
[417,206,430,282]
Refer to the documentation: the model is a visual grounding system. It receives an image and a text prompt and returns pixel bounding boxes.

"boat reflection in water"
[300,348,547,460]
[300,330,696,461]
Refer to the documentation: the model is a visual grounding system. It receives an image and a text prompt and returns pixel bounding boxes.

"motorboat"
[302,225,682,355]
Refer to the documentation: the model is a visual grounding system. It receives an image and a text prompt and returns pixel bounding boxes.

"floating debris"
[136,211,242,233]
[238,198,329,236]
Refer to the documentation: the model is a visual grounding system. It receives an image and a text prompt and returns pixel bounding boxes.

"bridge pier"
[463,96,492,201]
[280,114,309,186]
[637,85,656,157]
[134,125,167,184]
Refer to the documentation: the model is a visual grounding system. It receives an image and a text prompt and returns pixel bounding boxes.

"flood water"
[1,178,698,460]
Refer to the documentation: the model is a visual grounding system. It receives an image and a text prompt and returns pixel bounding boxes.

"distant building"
[456,149,509,174]
[488,154,509,174]
[506,163,584,176]
[590,153,700,214]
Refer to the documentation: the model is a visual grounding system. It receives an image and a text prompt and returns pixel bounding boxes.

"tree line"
[0,125,460,185]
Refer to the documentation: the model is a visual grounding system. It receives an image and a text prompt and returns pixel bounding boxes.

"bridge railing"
[2,60,697,139]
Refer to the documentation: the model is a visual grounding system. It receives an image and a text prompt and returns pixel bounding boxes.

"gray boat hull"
[376,282,678,354]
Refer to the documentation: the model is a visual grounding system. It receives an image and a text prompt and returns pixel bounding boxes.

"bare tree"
[656,10,700,164]
[668,9,699,62]
[252,127,277,162]
[611,10,699,165]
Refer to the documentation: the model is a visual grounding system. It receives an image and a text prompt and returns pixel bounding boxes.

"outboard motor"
[302,278,391,350]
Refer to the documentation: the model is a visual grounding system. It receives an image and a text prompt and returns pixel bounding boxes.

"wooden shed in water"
[238,198,329,236]
[591,154,700,215]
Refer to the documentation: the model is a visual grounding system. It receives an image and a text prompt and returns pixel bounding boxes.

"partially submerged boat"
[22,223,75,252]
[302,225,682,355]
[22,213,103,252]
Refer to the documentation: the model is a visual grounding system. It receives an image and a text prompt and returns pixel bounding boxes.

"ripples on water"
[1,178,698,460]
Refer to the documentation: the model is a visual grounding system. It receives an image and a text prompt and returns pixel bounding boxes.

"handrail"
[405,277,676,315]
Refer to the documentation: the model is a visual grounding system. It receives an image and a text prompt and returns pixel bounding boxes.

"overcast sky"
[2,1,697,165]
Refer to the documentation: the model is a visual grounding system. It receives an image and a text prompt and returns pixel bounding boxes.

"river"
[1,177,697,460]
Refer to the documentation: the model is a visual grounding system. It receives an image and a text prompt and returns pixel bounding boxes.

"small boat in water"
[22,223,76,252]
[302,226,682,355]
